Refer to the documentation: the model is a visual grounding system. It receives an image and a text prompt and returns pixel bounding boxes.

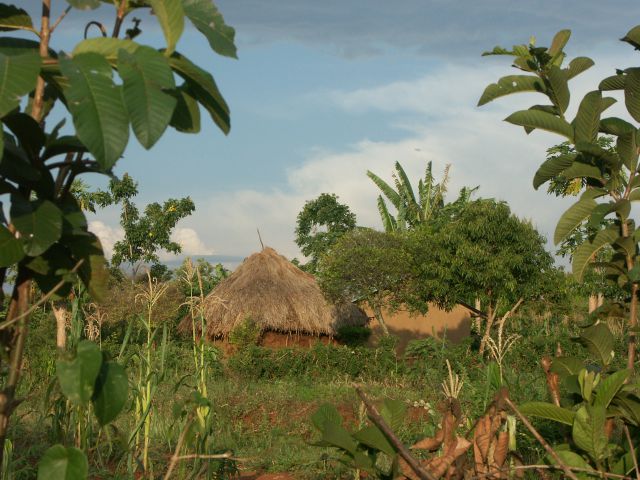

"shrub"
[228,318,261,350]
[335,325,372,347]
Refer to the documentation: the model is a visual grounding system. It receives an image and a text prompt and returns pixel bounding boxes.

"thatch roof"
[180,247,368,338]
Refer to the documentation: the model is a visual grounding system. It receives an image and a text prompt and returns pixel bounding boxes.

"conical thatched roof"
[181,247,368,339]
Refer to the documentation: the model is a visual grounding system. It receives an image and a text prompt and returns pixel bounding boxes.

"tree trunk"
[478,303,495,355]
[628,284,638,372]
[52,304,68,350]
[474,298,482,332]
[0,270,31,466]
[372,306,389,336]
[588,294,598,313]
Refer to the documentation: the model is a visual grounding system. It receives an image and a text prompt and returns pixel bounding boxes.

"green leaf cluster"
[311,400,405,478]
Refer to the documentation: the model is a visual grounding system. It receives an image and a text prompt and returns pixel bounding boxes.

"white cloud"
[165,228,214,259]
[88,221,124,258]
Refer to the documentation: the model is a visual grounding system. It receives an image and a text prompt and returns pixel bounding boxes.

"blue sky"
[20,0,640,265]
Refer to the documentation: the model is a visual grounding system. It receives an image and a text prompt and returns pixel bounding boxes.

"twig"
[112,0,129,38]
[50,5,72,34]
[84,21,107,39]
[624,424,640,480]
[354,386,436,480]
[171,453,239,461]
[163,412,194,480]
[504,396,580,480]
[0,260,84,331]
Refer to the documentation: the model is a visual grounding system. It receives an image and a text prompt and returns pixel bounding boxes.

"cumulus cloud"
[165,228,214,258]
[88,221,123,259]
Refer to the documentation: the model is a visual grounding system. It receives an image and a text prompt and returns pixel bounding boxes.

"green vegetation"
[4,1,640,479]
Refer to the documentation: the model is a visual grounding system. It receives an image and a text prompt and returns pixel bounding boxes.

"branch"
[112,0,128,38]
[50,5,72,34]
[31,0,52,122]
[354,386,436,480]
[623,424,640,480]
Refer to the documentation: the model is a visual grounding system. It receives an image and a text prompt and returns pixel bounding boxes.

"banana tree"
[368,161,451,232]
[479,27,640,371]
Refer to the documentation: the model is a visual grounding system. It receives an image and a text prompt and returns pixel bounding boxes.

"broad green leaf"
[599,74,625,91]
[594,369,630,408]
[321,421,358,454]
[0,37,40,56]
[572,227,619,280]
[169,52,230,134]
[0,224,23,266]
[622,25,640,50]
[519,402,575,426]
[0,51,41,118]
[550,357,584,377]
[72,37,139,64]
[550,450,594,479]
[612,392,640,426]
[572,405,607,462]
[353,425,395,456]
[579,323,615,366]
[381,399,406,431]
[548,66,570,113]
[312,403,342,431]
[625,68,640,123]
[10,196,63,256]
[118,47,177,149]
[367,170,402,208]
[554,198,597,245]
[67,232,108,301]
[0,4,34,32]
[37,445,88,480]
[532,153,575,189]
[621,129,639,171]
[183,0,237,58]
[548,29,571,56]
[92,361,128,425]
[150,0,184,56]
[57,340,102,405]
[505,110,573,140]
[574,91,602,143]
[478,75,545,106]
[60,53,129,169]
[565,57,594,79]
[600,117,636,136]
[170,84,201,133]
[560,162,603,183]
[66,0,101,9]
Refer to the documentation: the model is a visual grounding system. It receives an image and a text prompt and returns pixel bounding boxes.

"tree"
[479,27,640,370]
[316,228,412,335]
[0,0,236,466]
[295,193,356,273]
[405,199,553,353]
[95,173,195,279]
[367,160,476,232]
[175,257,229,297]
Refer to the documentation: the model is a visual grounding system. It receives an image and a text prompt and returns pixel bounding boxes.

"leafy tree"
[316,228,412,335]
[479,27,640,370]
[405,199,553,353]
[0,0,235,467]
[175,257,229,297]
[95,173,195,279]
[367,160,476,232]
[295,193,356,273]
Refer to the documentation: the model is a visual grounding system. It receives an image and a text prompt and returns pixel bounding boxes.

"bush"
[228,318,261,350]
[335,325,371,347]
[227,341,402,381]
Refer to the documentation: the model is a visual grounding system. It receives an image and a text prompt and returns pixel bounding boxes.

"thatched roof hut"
[181,247,368,340]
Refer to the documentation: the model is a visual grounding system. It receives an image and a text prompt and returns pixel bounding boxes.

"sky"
[20,0,640,267]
